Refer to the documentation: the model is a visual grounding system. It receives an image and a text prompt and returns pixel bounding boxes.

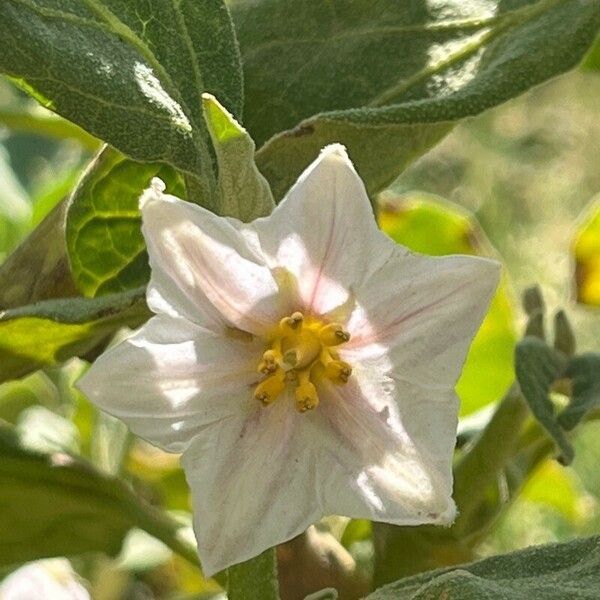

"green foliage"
[231,0,600,199]
[378,193,516,415]
[0,146,31,261]
[0,106,100,151]
[0,0,243,205]
[0,287,149,383]
[559,353,600,431]
[0,201,77,308]
[0,426,137,565]
[66,148,185,297]
[202,94,275,222]
[515,336,572,463]
[367,535,600,599]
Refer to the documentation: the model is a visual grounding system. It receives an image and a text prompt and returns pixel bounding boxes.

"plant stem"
[227,548,280,600]
[452,383,529,533]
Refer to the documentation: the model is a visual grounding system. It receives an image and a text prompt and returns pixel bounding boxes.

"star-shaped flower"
[78,145,499,575]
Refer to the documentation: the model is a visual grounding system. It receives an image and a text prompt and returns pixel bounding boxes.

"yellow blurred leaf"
[573,194,600,306]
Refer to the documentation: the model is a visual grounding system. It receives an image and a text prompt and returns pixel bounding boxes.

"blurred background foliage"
[0,55,600,598]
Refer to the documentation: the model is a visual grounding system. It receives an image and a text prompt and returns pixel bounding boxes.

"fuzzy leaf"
[559,353,600,431]
[515,336,572,464]
[367,535,600,599]
[231,0,600,199]
[0,0,243,201]
[202,94,275,222]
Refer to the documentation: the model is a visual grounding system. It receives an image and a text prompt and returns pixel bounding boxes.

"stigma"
[253,311,352,412]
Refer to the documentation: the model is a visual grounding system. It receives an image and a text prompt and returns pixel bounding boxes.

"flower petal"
[77,315,261,453]
[141,186,281,335]
[344,251,500,388]
[253,145,395,315]
[182,398,322,575]
[311,364,457,525]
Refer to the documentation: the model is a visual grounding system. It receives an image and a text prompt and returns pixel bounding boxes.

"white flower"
[0,559,90,600]
[78,145,499,575]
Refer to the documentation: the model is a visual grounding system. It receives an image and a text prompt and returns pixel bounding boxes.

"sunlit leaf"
[66,147,185,297]
[232,0,600,199]
[0,287,149,383]
[202,94,274,222]
[0,0,243,201]
[378,193,516,415]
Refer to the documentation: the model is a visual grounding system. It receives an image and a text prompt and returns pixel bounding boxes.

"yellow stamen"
[295,371,319,412]
[325,360,353,384]
[279,311,304,332]
[253,312,353,411]
[254,370,286,406]
[318,323,351,346]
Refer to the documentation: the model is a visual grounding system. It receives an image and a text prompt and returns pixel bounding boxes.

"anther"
[325,360,352,384]
[280,311,304,332]
[319,323,351,346]
[295,381,319,412]
[254,371,286,406]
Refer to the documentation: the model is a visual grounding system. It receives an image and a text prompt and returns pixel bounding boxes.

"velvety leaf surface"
[231,0,600,198]
[559,353,600,431]
[573,194,600,306]
[0,427,137,565]
[515,336,571,463]
[378,193,516,415]
[0,0,242,200]
[0,287,149,383]
[66,147,185,297]
[202,94,275,222]
[367,535,600,599]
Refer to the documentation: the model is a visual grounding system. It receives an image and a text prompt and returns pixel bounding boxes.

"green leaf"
[0,286,149,383]
[0,0,243,201]
[202,94,275,222]
[0,201,77,309]
[581,33,600,70]
[66,147,185,297]
[0,372,61,424]
[367,535,600,599]
[231,0,600,199]
[0,145,31,260]
[227,549,279,600]
[515,336,572,464]
[553,310,576,356]
[0,425,200,569]
[0,426,137,565]
[378,193,516,415]
[559,353,600,431]
[0,105,100,151]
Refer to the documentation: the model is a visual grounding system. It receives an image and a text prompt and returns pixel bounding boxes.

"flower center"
[254,312,352,413]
